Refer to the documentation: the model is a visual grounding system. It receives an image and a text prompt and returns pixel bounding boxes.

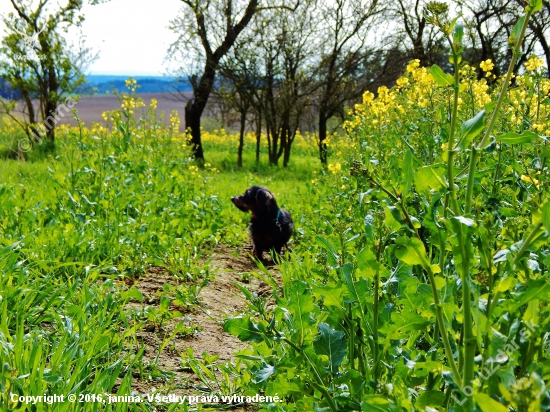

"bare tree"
[315,0,384,165]
[216,41,259,167]
[169,0,297,162]
[253,3,316,167]
[390,0,448,67]
[524,0,550,74]
[457,0,547,77]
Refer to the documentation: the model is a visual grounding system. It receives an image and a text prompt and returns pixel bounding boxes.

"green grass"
[1,19,550,408]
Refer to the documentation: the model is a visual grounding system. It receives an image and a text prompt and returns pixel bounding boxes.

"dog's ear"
[255,188,273,214]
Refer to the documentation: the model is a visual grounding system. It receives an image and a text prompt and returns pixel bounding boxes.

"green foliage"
[0,6,549,411]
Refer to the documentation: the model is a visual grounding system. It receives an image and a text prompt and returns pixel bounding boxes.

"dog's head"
[231,186,277,218]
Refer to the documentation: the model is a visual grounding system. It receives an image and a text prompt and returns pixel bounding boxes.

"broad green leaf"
[286,280,316,346]
[316,236,340,267]
[400,149,413,195]
[496,130,538,144]
[493,276,517,293]
[313,283,344,307]
[385,205,404,231]
[416,390,446,408]
[415,165,446,195]
[452,216,475,227]
[510,278,550,311]
[541,202,550,233]
[456,110,486,150]
[266,374,303,397]
[342,262,368,305]
[361,395,399,411]
[313,323,348,373]
[223,317,264,343]
[453,22,464,46]
[473,393,508,412]
[394,236,430,269]
[430,65,454,87]
[527,0,542,13]
[253,362,275,383]
[509,16,525,46]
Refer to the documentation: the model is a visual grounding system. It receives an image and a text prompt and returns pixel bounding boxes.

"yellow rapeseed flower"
[520,174,540,188]
[407,59,420,73]
[480,59,494,72]
[525,55,545,72]
[328,163,342,174]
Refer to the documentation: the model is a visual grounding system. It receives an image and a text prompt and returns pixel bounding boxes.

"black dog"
[231,186,293,259]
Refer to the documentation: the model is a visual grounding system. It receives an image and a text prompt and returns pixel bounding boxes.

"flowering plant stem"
[465,9,536,215]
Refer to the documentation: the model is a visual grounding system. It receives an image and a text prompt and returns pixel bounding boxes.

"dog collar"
[274,210,282,231]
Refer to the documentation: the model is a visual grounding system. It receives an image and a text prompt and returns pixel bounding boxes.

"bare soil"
[58,92,191,130]
[124,246,280,411]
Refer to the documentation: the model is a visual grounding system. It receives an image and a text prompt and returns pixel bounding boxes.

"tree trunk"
[238,110,246,167]
[255,110,261,163]
[283,137,291,167]
[185,60,218,161]
[319,111,328,165]
[185,99,205,160]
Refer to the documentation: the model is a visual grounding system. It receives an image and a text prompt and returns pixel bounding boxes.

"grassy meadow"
[1,53,550,412]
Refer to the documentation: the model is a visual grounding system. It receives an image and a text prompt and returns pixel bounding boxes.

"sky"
[0,0,183,76]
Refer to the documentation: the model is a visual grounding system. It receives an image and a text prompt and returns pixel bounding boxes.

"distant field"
[59,92,192,131]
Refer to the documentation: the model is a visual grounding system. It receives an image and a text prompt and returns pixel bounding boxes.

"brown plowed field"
[58,92,193,132]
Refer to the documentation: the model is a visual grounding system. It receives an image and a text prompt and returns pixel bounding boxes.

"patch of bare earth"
[125,246,280,411]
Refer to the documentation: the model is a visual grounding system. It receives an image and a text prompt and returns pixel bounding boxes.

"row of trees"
[169,0,550,166]
[1,0,549,165]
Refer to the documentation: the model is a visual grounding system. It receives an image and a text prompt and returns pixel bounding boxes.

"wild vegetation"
[1,0,550,411]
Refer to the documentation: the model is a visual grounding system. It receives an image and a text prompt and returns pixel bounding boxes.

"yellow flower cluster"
[520,174,540,189]
[525,55,545,72]
[125,78,140,93]
[406,59,420,73]
[169,110,180,131]
[120,96,145,115]
[345,58,550,151]
[328,162,342,174]
[480,59,494,73]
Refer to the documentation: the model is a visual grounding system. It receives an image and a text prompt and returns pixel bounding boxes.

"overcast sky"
[0,0,182,76]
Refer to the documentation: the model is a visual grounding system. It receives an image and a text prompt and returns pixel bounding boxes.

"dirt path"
[125,246,278,410]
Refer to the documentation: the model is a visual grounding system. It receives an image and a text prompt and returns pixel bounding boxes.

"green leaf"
[400,149,413,195]
[453,22,464,47]
[509,16,525,46]
[342,262,368,305]
[542,202,550,233]
[493,276,517,293]
[316,236,340,267]
[313,323,348,373]
[223,317,264,343]
[510,278,550,311]
[496,130,539,144]
[473,393,508,412]
[394,236,430,269]
[456,110,485,150]
[385,206,404,231]
[253,362,275,383]
[313,283,343,307]
[452,216,475,227]
[361,395,399,411]
[286,280,316,346]
[430,65,454,87]
[415,165,446,195]
[416,390,446,408]
[527,0,542,13]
